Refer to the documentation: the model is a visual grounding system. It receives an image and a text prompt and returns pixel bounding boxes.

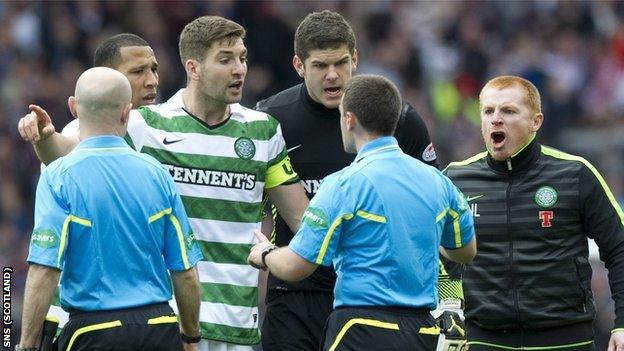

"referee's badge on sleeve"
[302,207,329,229]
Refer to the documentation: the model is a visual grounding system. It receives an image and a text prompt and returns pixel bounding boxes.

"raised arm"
[18,104,79,164]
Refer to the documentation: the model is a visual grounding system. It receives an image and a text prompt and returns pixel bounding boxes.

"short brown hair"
[342,75,401,136]
[179,16,246,64]
[294,10,355,62]
[480,75,542,114]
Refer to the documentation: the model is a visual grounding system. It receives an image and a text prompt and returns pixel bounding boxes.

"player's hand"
[18,104,55,143]
[608,330,624,351]
[247,230,272,270]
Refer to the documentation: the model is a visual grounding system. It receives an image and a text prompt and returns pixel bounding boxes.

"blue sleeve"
[27,171,69,270]
[289,176,349,266]
[162,173,203,271]
[440,179,475,249]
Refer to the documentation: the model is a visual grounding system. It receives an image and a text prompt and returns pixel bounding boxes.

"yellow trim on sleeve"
[147,315,179,325]
[58,215,92,267]
[447,209,462,247]
[66,320,122,351]
[356,210,386,223]
[168,214,190,270]
[315,213,354,264]
[541,146,624,226]
[265,155,297,189]
[148,208,172,223]
[418,325,441,335]
[612,328,624,334]
[436,208,449,222]
[149,208,191,269]
[329,318,399,351]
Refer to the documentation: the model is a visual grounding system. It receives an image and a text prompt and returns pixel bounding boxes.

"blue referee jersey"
[289,137,474,309]
[28,136,202,311]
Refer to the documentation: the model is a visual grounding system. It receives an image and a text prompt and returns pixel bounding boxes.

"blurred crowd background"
[2,1,623,349]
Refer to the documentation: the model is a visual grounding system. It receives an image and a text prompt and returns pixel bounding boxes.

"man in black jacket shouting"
[256,10,463,351]
[445,75,624,351]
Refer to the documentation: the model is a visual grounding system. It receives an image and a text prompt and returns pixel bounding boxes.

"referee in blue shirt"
[248,74,476,350]
[18,67,202,351]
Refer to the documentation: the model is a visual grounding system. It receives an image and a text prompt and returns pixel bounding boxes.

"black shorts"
[57,302,182,351]
[466,320,594,351]
[320,306,438,351]
[262,291,334,351]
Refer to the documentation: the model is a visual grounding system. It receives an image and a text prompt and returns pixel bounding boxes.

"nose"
[491,112,503,125]
[145,70,158,88]
[326,66,339,81]
[232,59,246,76]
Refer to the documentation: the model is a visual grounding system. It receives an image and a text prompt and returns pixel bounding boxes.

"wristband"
[181,332,201,344]
[261,244,278,268]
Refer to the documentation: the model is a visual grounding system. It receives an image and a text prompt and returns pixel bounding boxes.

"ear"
[120,103,132,125]
[531,112,544,132]
[292,55,305,78]
[352,49,358,72]
[68,96,78,119]
[345,111,357,131]
[185,59,200,81]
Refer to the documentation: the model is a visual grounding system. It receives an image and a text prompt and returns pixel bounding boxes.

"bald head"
[69,67,133,138]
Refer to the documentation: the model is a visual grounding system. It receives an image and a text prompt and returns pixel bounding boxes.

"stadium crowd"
[2,1,624,349]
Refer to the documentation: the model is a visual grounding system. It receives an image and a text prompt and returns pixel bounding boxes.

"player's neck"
[182,87,230,126]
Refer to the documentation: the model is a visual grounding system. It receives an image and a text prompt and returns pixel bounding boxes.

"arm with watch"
[248,231,318,281]
[171,267,202,350]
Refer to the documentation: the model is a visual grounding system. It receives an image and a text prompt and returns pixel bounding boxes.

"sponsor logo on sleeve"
[302,207,329,229]
[185,232,197,251]
[31,229,59,248]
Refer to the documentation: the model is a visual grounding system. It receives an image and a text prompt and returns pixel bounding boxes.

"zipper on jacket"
[506,158,512,171]
[507,173,521,326]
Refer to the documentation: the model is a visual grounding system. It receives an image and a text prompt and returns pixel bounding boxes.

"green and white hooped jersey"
[127,89,297,345]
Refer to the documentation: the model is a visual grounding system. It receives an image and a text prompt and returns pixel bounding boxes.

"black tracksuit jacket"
[444,139,624,331]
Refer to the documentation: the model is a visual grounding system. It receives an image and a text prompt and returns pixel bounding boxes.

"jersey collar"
[75,135,130,150]
[354,136,401,163]
[487,137,540,173]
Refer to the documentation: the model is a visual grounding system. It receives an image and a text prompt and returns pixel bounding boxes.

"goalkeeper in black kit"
[256,10,465,351]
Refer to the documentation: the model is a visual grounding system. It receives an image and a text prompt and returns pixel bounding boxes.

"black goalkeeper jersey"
[256,83,438,296]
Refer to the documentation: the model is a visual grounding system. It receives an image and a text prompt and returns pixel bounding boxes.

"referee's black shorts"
[262,290,334,351]
[56,302,183,351]
[466,320,594,351]
[320,306,438,351]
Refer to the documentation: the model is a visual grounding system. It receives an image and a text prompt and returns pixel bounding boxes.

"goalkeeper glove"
[435,309,466,351]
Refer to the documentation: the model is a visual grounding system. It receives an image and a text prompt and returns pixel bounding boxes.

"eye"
[240,56,248,64]
[483,107,494,115]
